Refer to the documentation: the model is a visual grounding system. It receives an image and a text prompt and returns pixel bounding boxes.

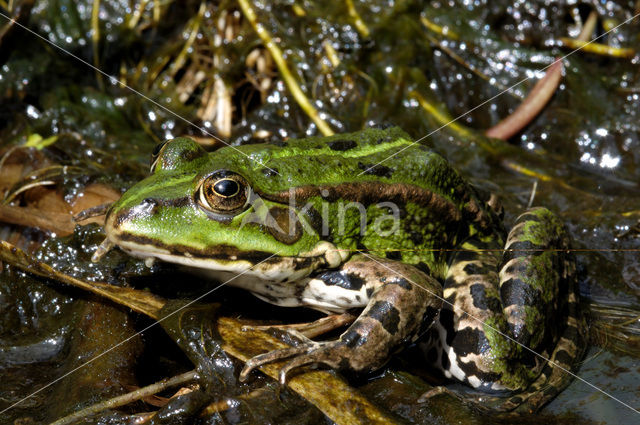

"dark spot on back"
[345,273,367,290]
[469,284,501,312]
[390,277,412,290]
[261,167,279,177]
[328,139,357,151]
[316,271,366,291]
[357,162,393,178]
[501,278,539,308]
[341,329,367,348]
[367,301,401,334]
[463,263,493,276]
[451,327,485,357]
[503,241,543,264]
[453,249,479,263]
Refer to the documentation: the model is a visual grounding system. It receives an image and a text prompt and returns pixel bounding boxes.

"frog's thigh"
[439,242,508,387]
[295,257,442,373]
[337,258,442,371]
[499,207,570,348]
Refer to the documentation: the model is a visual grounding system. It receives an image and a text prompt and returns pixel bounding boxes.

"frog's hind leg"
[495,207,587,412]
[240,256,443,383]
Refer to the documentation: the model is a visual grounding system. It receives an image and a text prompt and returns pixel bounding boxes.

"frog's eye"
[198,172,249,214]
[150,140,170,173]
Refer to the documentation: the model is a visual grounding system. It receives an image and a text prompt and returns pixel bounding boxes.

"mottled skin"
[103,128,586,412]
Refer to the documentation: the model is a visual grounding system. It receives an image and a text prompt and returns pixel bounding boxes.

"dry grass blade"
[0,240,166,317]
[0,204,76,235]
[237,0,334,136]
[345,0,369,38]
[559,38,635,59]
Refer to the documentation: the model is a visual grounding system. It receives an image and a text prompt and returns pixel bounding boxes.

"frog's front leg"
[240,256,442,383]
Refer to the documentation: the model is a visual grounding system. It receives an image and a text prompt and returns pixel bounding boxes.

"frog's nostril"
[140,198,159,214]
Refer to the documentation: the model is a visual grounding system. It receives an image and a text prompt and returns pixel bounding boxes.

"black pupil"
[213,179,240,197]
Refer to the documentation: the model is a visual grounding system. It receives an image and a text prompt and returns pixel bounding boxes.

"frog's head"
[104,138,347,282]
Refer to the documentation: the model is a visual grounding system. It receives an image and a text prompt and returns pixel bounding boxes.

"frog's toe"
[277,341,343,383]
[240,341,345,384]
[239,343,324,383]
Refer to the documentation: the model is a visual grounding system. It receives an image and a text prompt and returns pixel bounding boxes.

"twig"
[238,0,334,136]
[49,370,198,425]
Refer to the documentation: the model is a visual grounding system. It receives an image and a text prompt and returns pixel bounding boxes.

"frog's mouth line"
[106,232,348,283]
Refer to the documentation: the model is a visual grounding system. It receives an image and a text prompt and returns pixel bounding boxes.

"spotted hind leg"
[240,256,443,383]
[494,207,587,412]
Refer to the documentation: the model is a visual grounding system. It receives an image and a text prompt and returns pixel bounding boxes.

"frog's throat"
[108,239,348,283]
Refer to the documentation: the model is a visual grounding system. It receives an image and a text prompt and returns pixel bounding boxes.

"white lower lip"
[118,244,314,283]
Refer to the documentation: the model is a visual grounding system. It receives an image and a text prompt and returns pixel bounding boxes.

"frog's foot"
[240,340,346,384]
[241,312,357,338]
[242,257,442,386]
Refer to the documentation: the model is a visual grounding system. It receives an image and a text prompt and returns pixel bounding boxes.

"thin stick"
[49,370,198,425]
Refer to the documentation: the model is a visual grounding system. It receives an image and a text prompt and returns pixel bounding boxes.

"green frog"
[102,127,586,412]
